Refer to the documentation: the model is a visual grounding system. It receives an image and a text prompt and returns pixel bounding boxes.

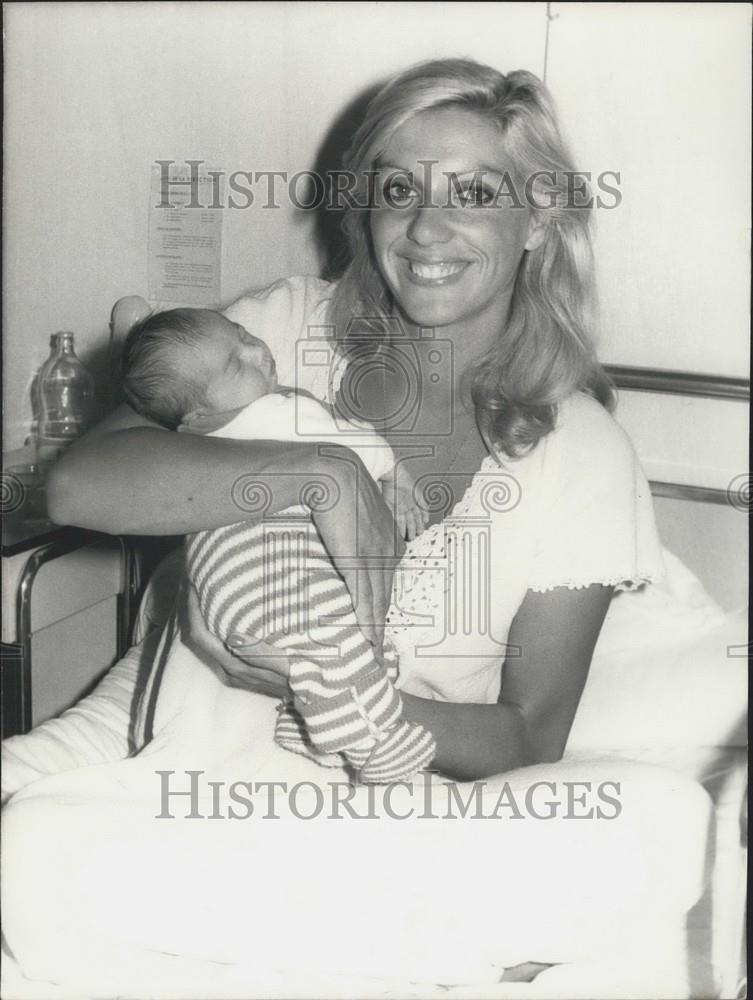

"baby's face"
[191,312,278,414]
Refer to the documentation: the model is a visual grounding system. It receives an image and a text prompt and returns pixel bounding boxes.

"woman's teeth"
[408,260,466,279]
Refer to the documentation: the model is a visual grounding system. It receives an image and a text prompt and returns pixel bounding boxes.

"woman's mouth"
[403,258,469,285]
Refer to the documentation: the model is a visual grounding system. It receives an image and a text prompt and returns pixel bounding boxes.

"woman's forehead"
[379,106,510,174]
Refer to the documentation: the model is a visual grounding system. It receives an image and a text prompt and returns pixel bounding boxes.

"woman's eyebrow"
[374,159,506,180]
[451,165,507,179]
[373,158,412,173]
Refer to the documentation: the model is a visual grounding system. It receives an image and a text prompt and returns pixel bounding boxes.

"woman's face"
[370,107,541,333]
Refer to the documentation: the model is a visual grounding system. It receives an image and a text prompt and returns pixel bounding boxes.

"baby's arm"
[381,462,429,541]
[312,397,429,539]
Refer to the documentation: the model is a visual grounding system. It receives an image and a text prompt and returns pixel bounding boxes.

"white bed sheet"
[0,950,706,1000]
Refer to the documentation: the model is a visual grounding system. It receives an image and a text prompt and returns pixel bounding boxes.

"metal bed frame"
[604,364,750,506]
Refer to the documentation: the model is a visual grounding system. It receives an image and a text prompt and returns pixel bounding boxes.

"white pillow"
[567,608,747,752]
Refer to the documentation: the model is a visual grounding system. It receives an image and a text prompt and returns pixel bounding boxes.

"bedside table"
[2,464,136,738]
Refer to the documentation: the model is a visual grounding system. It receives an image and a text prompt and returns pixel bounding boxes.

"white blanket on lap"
[0,635,719,996]
[2,663,711,994]
[1,552,746,998]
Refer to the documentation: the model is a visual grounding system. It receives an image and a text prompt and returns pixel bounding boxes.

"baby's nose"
[255,346,275,373]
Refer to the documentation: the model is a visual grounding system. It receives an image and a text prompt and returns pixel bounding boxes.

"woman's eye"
[383,178,417,207]
[457,181,496,208]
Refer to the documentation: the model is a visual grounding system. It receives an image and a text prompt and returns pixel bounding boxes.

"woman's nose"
[406,205,452,246]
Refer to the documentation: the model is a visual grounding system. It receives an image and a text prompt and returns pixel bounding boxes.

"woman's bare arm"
[46,403,327,535]
[47,403,401,647]
[401,584,614,780]
[203,582,613,781]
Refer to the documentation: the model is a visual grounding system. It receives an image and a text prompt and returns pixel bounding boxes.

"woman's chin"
[392,290,467,330]
[391,274,493,330]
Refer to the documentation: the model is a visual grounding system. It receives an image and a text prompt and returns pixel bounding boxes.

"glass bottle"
[35,332,94,464]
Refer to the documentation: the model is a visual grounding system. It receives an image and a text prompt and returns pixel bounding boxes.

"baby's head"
[122,308,277,428]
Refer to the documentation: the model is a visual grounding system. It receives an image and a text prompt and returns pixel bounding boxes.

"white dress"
[1,275,742,998]
[223,276,724,709]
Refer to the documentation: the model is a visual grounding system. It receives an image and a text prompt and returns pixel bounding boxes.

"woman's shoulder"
[523,394,664,594]
[546,391,636,471]
[223,275,335,331]
[253,274,335,311]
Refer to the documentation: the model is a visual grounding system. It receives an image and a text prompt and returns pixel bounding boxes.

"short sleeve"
[527,394,666,593]
[223,276,337,400]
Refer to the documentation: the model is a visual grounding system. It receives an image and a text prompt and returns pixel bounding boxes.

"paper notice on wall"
[148,161,223,306]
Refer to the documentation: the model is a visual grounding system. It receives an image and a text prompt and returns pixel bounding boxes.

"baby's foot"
[291,667,403,755]
[346,720,436,784]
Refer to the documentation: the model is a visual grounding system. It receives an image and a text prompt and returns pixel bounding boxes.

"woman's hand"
[178,578,291,699]
[310,446,405,654]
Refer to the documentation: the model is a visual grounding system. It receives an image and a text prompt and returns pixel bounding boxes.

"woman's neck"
[391,292,511,398]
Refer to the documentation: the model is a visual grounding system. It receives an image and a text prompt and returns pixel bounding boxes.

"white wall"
[546,2,750,377]
[541,2,750,496]
[3,2,749,468]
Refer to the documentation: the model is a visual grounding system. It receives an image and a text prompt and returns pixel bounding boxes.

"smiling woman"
[330,63,612,461]
[371,108,540,334]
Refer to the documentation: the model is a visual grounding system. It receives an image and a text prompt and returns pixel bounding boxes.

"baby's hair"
[121,308,209,429]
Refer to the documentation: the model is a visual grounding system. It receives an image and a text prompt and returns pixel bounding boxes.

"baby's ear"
[111,296,151,340]
[110,295,152,395]
[181,407,204,427]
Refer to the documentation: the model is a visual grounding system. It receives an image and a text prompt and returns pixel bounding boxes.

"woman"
[49,60,658,778]
[4,59,717,994]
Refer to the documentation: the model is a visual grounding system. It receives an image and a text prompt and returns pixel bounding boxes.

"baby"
[121,307,436,783]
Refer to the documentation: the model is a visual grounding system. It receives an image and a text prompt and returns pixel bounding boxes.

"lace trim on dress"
[384,455,508,637]
[528,572,662,595]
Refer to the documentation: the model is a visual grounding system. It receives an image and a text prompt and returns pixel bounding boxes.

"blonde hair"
[328,58,614,458]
